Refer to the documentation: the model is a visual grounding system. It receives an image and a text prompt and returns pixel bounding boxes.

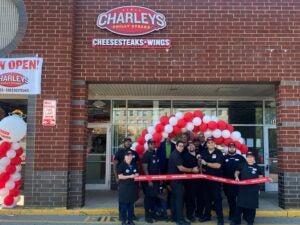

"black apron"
[118,164,138,203]
[236,163,260,209]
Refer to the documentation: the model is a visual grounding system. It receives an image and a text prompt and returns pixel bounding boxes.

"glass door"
[86,123,111,190]
[264,126,278,191]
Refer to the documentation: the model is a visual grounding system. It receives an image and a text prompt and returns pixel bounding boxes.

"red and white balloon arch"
[131,110,248,157]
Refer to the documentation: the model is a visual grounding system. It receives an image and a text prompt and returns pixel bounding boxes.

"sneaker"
[176,220,191,225]
[187,216,196,222]
[127,221,135,225]
[145,217,154,223]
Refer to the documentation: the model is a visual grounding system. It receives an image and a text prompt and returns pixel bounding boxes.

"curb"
[1,208,300,217]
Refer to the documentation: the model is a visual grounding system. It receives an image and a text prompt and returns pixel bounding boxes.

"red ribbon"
[134,174,272,185]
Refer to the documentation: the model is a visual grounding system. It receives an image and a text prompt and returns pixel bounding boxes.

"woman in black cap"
[230,151,263,225]
[117,150,139,225]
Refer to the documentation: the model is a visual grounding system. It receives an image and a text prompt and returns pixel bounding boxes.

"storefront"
[1,0,299,209]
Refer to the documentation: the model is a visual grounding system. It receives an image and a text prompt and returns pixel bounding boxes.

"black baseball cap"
[206,136,214,141]
[246,151,255,158]
[125,150,133,156]
[123,137,132,142]
[229,142,235,147]
[147,139,154,145]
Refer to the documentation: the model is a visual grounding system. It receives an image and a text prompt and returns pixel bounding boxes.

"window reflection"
[173,100,217,116]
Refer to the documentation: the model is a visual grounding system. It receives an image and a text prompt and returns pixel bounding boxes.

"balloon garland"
[132,110,248,158]
[0,110,26,208]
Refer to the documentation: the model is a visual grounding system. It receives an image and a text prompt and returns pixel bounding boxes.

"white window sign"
[42,100,56,127]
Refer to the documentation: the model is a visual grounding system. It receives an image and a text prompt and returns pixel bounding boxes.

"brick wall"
[11,0,300,208]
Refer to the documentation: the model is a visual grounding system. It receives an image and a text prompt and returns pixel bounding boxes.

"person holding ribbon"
[230,151,263,225]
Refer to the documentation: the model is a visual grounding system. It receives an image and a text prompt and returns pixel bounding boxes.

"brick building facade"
[2,0,299,208]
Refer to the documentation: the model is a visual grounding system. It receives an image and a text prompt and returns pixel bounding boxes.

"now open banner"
[0,57,43,95]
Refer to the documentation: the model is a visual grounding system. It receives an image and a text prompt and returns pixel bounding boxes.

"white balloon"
[15,165,22,172]
[175,112,184,119]
[11,143,21,150]
[153,121,160,126]
[192,117,202,126]
[164,124,173,133]
[186,122,194,131]
[131,142,138,151]
[144,143,149,151]
[202,115,211,123]
[204,130,212,138]
[236,150,241,155]
[231,131,241,141]
[169,117,178,126]
[162,132,169,138]
[0,157,10,167]
[0,115,27,142]
[211,116,219,122]
[212,129,222,138]
[144,133,153,141]
[5,181,15,190]
[11,172,21,181]
[221,130,231,138]
[0,188,9,196]
[238,137,245,144]
[6,150,16,159]
[181,127,187,133]
[0,165,5,173]
[147,126,155,135]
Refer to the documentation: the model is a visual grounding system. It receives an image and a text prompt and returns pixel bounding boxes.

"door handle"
[266,164,269,171]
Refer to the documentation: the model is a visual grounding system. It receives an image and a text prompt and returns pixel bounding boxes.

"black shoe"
[217,221,224,225]
[177,220,191,225]
[127,221,135,225]
[133,215,137,221]
[187,216,196,222]
[145,217,154,223]
[121,222,127,225]
[230,222,241,225]
[200,217,211,222]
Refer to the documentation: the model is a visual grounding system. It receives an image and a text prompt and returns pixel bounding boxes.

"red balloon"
[5,165,16,174]
[0,172,10,183]
[10,156,22,165]
[193,126,200,133]
[0,142,11,157]
[207,121,218,130]
[9,188,20,197]
[234,141,242,150]
[214,137,224,145]
[224,138,233,146]
[172,126,181,135]
[15,180,22,188]
[199,123,208,132]
[16,148,24,157]
[217,120,227,130]
[177,119,187,128]
[136,144,144,153]
[137,136,146,145]
[153,133,162,143]
[227,124,234,133]
[160,116,169,125]
[141,129,148,137]
[155,142,161,149]
[193,110,204,118]
[240,144,249,154]
[3,195,14,206]
[183,112,194,122]
[155,124,164,133]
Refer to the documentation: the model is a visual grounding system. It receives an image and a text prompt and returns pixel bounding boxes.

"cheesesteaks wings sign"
[94,6,170,49]
[0,57,43,94]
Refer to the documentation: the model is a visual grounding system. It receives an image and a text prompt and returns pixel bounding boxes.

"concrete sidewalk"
[1,191,300,217]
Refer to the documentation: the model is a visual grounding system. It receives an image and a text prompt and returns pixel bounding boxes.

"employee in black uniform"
[222,142,246,221]
[142,139,160,223]
[114,137,140,220]
[230,151,263,225]
[168,140,199,225]
[198,132,207,152]
[200,137,224,225]
[114,137,140,182]
[182,141,202,222]
[117,150,139,225]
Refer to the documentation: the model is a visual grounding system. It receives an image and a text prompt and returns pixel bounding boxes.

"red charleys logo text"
[0,72,28,87]
[97,6,166,36]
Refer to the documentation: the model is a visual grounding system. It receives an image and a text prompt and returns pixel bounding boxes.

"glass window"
[128,100,153,125]
[218,101,263,124]
[113,100,126,124]
[173,100,217,116]
[88,100,111,123]
[265,101,276,125]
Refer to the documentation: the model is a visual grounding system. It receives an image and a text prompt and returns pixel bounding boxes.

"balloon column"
[0,111,26,208]
[133,110,248,158]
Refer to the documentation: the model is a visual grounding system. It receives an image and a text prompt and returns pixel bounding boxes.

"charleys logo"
[0,72,28,87]
[97,6,167,36]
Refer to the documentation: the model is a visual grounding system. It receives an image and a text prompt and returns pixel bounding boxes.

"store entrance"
[86,123,111,190]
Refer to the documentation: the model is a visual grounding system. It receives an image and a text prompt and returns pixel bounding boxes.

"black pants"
[144,195,157,218]
[203,180,224,222]
[185,179,203,218]
[196,180,205,218]
[224,184,238,219]
[119,202,134,223]
[170,181,184,222]
[232,206,256,224]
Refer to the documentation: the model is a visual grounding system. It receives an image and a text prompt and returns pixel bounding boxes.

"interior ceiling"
[88,84,275,100]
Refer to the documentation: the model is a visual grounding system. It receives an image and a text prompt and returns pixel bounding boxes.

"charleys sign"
[97,6,167,36]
